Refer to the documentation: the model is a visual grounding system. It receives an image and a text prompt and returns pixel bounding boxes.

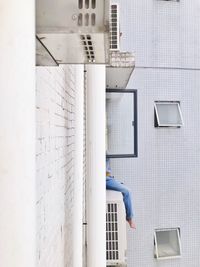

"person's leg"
[106,178,134,221]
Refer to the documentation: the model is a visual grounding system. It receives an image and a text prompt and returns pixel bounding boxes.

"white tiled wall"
[36,65,76,267]
[110,0,200,266]
[117,0,200,69]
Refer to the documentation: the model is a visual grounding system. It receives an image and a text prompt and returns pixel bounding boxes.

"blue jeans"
[106,177,134,220]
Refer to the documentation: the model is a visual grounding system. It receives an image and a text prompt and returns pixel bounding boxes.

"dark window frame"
[106,88,138,158]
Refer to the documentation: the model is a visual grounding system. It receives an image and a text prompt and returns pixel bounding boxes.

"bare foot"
[127,219,136,229]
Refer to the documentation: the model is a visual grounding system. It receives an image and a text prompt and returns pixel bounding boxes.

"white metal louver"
[110,4,120,51]
[36,0,110,65]
[106,190,127,266]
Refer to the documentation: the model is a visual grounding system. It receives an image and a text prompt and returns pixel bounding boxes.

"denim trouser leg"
[106,177,134,220]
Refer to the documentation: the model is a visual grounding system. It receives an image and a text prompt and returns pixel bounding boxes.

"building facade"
[1,1,200,267]
[109,0,200,266]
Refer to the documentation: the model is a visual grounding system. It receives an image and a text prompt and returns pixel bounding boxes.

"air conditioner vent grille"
[110,4,119,51]
[92,0,96,8]
[80,35,96,63]
[106,203,119,260]
[78,0,96,9]
[78,0,83,9]
[85,0,89,9]
[77,13,96,26]
[78,13,83,26]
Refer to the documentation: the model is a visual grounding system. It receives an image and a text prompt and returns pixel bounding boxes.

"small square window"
[154,101,184,127]
[154,228,181,260]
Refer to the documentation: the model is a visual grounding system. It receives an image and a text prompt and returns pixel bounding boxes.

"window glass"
[154,228,181,259]
[106,89,137,158]
[155,102,183,127]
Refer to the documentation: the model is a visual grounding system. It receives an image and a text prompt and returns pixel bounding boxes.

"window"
[154,101,184,127]
[106,89,138,158]
[154,228,182,260]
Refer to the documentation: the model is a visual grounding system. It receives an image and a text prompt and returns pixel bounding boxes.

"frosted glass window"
[154,101,183,127]
[154,228,181,260]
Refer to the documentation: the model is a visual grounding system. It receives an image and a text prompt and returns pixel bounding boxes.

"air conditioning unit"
[110,4,120,51]
[36,0,110,65]
[106,190,127,267]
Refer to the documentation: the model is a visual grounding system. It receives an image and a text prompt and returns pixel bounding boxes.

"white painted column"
[86,65,106,267]
[0,1,36,267]
[73,65,84,267]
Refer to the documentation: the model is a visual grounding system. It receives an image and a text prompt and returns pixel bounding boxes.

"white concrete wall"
[109,0,200,266]
[36,65,83,267]
[0,1,36,267]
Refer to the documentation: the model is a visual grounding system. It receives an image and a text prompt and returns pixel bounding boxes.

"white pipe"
[86,65,106,267]
[73,65,84,267]
[0,1,36,267]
